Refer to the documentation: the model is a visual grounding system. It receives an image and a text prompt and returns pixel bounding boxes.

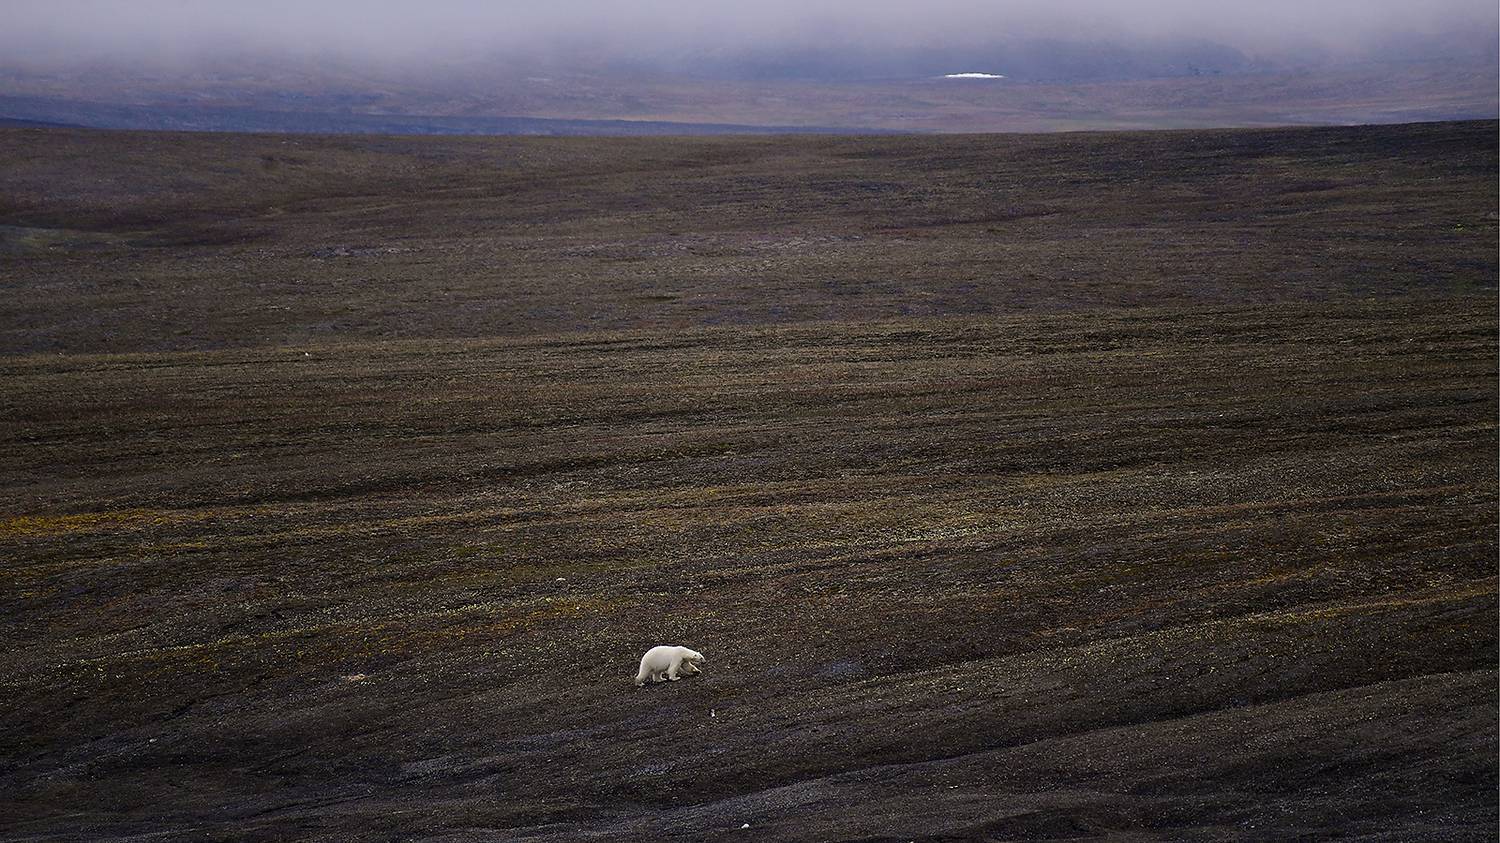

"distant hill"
[0,115,83,128]
[0,95,878,136]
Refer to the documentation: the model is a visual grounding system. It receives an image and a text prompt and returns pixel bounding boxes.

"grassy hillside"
[0,121,1495,840]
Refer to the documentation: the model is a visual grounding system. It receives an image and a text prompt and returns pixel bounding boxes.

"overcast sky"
[5,0,1497,67]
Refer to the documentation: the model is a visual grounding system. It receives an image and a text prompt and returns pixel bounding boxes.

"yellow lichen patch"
[1253,579,1497,624]
[0,504,312,543]
[0,511,154,539]
[167,506,529,549]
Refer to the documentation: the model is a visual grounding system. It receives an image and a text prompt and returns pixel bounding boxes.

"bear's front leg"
[668,661,682,680]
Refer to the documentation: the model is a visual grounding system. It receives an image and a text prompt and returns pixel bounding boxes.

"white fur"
[635,645,705,686]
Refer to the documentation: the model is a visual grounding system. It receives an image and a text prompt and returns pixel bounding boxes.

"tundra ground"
[1,121,1495,840]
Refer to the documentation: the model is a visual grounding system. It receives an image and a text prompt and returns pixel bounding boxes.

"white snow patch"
[943,72,1006,79]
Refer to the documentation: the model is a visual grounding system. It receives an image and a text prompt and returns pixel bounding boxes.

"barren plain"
[1,121,1495,840]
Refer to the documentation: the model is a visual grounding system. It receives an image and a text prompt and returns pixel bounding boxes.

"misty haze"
[1,0,1496,133]
[2,1,1496,841]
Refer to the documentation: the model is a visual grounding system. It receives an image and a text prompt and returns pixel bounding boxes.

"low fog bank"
[3,0,1495,82]
[1,1,1493,133]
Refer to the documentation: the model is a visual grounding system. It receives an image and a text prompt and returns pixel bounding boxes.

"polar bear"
[635,645,705,686]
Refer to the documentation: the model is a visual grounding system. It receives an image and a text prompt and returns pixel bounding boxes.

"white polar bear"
[635,645,705,686]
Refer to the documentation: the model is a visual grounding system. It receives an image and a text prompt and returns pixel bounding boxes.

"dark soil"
[0,121,1495,841]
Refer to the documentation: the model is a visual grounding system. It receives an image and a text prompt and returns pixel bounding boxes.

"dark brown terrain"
[0,121,1496,841]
